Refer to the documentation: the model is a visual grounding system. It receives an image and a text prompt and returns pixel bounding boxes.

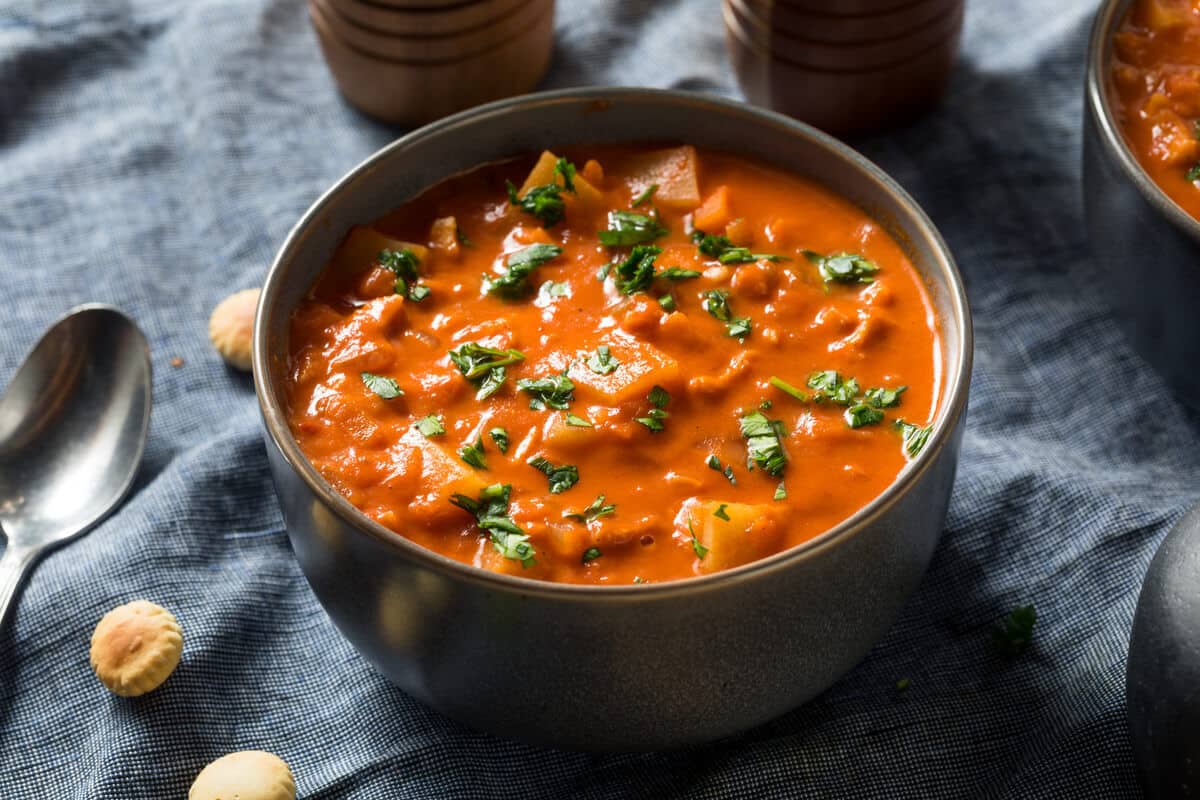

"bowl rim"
[253,86,973,600]
[1085,0,1200,243]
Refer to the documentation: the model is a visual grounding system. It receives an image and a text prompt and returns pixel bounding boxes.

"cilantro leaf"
[484,244,563,298]
[527,455,579,494]
[361,372,403,399]
[703,289,751,340]
[517,372,575,410]
[586,345,620,375]
[740,411,787,477]
[804,250,879,285]
[448,342,526,400]
[458,437,487,469]
[865,385,906,408]
[631,183,658,207]
[489,427,509,453]
[565,494,617,524]
[896,420,933,459]
[614,245,662,295]
[415,415,445,437]
[450,484,535,567]
[598,211,669,247]
[845,403,885,428]
[378,248,430,302]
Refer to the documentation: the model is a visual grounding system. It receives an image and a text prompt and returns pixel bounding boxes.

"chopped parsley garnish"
[865,385,907,408]
[759,398,773,410]
[703,289,751,340]
[415,415,445,437]
[631,183,658,207]
[448,342,526,400]
[614,245,662,295]
[598,211,669,247]
[582,546,603,563]
[565,494,617,524]
[740,411,787,477]
[459,437,487,469]
[565,412,593,428]
[688,519,708,560]
[808,370,859,406]
[692,230,786,264]
[635,385,671,431]
[489,427,509,453]
[1188,164,1200,183]
[450,484,534,567]
[527,456,579,494]
[845,403,885,429]
[993,604,1036,657]
[361,372,403,399]
[586,345,620,375]
[378,248,430,303]
[769,375,809,402]
[658,267,702,280]
[657,294,676,312]
[896,420,933,459]
[707,454,738,485]
[505,158,577,227]
[713,503,731,521]
[804,250,879,285]
[774,482,787,501]
[517,372,575,410]
[484,244,563,298]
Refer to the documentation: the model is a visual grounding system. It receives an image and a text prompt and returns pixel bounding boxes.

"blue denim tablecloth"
[0,0,1177,796]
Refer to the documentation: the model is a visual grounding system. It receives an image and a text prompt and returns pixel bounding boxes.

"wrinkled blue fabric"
[0,0,1170,796]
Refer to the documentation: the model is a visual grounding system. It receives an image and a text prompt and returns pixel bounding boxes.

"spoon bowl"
[0,305,151,627]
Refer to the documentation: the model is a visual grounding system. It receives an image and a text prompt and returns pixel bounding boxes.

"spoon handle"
[0,546,34,629]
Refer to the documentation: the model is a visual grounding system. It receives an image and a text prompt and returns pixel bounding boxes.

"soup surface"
[1111,0,1200,220]
[285,145,941,585]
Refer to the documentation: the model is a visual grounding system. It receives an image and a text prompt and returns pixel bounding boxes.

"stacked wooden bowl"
[724,0,965,136]
[310,0,555,127]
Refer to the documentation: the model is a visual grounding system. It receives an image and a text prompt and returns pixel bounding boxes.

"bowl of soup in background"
[254,87,972,750]
[1083,0,1200,408]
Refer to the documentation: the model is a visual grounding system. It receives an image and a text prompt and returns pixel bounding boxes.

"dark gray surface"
[0,0,1169,796]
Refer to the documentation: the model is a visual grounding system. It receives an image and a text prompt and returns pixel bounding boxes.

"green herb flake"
[865,385,907,409]
[993,604,1037,657]
[506,159,578,228]
[740,411,787,477]
[361,372,403,399]
[527,455,579,494]
[706,454,738,486]
[804,250,879,285]
[845,404,885,429]
[565,412,593,428]
[1188,163,1200,183]
[649,385,670,409]
[586,345,620,375]
[703,289,751,340]
[692,230,786,264]
[774,482,787,501]
[554,157,576,192]
[450,484,534,567]
[635,386,671,432]
[631,183,658,207]
[598,210,669,247]
[657,294,676,312]
[458,437,487,469]
[415,415,445,437]
[565,494,617,524]
[517,372,575,411]
[689,519,709,560]
[484,243,564,298]
[769,376,809,402]
[759,398,773,410]
[489,427,509,453]
[713,503,731,521]
[658,267,703,281]
[378,248,431,303]
[448,342,526,400]
[808,370,859,406]
[582,546,603,563]
[896,420,933,459]
[614,245,662,295]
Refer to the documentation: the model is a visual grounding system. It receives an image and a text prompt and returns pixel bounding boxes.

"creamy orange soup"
[1112,0,1200,219]
[285,145,941,584]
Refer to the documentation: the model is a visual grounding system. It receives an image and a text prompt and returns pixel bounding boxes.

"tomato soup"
[284,145,941,585]
[1112,0,1200,220]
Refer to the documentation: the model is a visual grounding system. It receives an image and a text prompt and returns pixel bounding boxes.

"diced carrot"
[693,186,732,232]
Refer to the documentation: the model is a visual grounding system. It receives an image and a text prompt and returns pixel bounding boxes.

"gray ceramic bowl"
[1084,0,1200,406]
[253,88,972,751]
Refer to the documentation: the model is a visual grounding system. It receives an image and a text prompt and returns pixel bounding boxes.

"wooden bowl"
[734,0,960,44]
[311,0,549,62]
[323,0,530,36]
[724,0,963,71]
[725,1,961,135]
[311,0,554,126]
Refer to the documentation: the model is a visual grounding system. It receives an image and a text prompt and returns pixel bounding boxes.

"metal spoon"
[0,305,151,629]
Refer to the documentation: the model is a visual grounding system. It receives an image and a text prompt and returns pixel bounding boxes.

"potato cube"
[567,331,681,406]
[619,145,701,210]
[334,226,429,273]
[686,500,783,574]
[516,150,604,208]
